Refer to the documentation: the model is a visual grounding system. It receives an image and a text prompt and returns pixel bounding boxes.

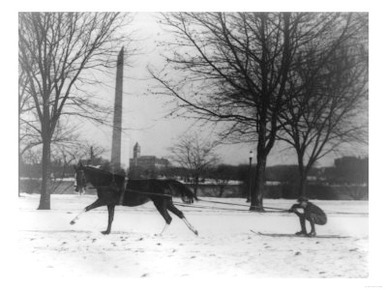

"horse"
[70,163,198,236]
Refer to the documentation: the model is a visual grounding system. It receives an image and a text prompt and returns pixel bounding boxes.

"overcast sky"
[11,5,373,170]
[79,13,259,168]
[76,12,369,169]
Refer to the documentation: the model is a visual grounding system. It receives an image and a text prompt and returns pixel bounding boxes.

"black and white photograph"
[6,0,386,288]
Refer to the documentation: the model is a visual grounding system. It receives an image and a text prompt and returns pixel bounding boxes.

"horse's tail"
[166,180,196,204]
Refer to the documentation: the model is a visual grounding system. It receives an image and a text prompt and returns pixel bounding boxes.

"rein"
[197,197,289,212]
[175,201,289,213]
[175,202,250,212]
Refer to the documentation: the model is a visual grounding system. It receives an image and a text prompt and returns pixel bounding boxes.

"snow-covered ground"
[16,193,371,283]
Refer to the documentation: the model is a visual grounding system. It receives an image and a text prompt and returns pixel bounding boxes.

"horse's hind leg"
[70,198,106,225]
[101,205,115,235]
[167,203,198,236]
[153,201,172,236]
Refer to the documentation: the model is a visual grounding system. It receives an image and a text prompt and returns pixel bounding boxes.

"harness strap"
[124,188,173,198]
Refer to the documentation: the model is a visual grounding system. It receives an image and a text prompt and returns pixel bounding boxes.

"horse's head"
[75,162,124,189]
[74,162,87,193]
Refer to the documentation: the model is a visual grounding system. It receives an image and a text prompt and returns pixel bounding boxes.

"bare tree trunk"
[298,171,307,198]
[38,135,51,210]
[250,143,266,211]
[250,114,268,211]
[297,155,307,198]
[251,160,266,211]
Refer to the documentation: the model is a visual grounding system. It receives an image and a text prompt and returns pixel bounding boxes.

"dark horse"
[70,164,198,236]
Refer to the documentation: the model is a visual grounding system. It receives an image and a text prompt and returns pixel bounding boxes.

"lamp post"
[247,150,253,202]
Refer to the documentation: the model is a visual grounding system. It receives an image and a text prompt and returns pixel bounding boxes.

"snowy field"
[15,193,372,285]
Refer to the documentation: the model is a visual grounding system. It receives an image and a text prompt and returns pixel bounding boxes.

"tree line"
[21,154,368,197]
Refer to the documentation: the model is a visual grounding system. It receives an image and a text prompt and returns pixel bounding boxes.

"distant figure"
[289,197,327,237]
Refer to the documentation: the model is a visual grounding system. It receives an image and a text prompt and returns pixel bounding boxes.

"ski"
[250,230,350,239]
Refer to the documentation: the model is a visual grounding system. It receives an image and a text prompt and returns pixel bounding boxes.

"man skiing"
[289,197,327,237]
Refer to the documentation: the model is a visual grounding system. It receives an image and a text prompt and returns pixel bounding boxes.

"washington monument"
[111,47,124,170]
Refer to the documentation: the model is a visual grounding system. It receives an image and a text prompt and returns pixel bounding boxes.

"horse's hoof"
[70,221,75,225]
[194,230,199,236]
[101,231,110,235]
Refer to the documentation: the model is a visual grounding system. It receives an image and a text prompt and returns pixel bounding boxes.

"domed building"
[129,142,169,178]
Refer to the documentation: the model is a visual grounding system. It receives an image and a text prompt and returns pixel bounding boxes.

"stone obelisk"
[111,47,124,171]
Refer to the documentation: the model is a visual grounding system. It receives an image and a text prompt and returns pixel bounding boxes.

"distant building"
[129,142,169,171]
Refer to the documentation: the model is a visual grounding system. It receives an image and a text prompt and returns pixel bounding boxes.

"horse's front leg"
[101,204,115,235]
[70,198,105,225]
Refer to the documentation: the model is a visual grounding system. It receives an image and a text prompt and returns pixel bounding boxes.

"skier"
[289,197,327,237]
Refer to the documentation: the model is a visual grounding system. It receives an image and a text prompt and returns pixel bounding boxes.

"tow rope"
[197,197,289,212]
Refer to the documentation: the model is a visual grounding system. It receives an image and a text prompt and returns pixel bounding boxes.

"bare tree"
[51,141,107,167]
[278,13,368,198]
[168,133,219,199]
[19,12,134,209]
[19,68,41,157]
[151,12,344,211]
